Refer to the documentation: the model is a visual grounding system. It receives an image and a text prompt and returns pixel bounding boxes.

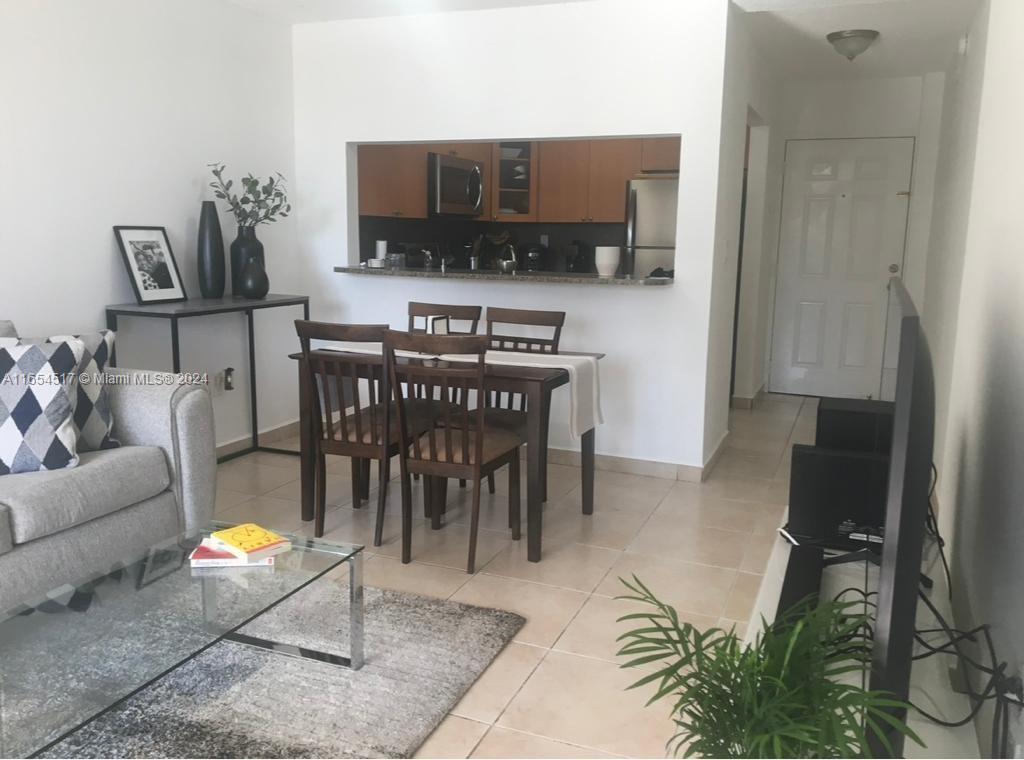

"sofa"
[0,364,216,612]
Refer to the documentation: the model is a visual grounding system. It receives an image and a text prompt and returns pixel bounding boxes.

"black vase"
[230,226,265,296]
[238,256,270,299]
[196,201,226,298]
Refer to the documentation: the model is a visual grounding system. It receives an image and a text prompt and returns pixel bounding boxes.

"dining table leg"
[525,383,544,562]
[581,428,595,515]
[299,358,315,523]
[539,389,552,503]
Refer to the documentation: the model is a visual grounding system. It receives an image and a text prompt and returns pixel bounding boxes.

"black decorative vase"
[230,226,266,296]
[238,256,270,299]
[196,201,226,298]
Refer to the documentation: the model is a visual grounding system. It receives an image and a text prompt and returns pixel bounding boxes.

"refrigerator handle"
[625,184,638,250]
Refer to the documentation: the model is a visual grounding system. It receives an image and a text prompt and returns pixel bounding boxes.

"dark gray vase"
[230,226,265,296]
[238,256,270,299]
[197,201,225,298]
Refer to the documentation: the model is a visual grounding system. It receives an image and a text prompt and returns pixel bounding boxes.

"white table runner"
[321,342,603,438]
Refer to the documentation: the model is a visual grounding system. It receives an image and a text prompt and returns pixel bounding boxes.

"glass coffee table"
[0,524,364,758]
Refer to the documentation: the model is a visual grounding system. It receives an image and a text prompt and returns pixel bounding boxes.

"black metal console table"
[105,294,310,463]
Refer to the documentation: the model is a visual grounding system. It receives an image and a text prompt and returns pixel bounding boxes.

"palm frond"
[615,579,922,758]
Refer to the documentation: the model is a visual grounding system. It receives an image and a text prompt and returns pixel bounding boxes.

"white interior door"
[769,137,914,398]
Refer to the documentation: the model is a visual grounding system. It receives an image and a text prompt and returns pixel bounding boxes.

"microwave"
[428,153,484,216]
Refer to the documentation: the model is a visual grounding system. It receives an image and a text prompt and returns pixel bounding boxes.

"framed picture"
[136,537,187,589]
[114,226,187,304]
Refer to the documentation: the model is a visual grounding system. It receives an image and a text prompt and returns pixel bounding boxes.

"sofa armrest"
[106,369,216,532]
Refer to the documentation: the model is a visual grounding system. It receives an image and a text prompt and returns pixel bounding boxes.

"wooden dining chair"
[295,320,440,539]
[407,301,482,335]
[483,307,566,497]
[407,301,483,490]
[383,329,522,573]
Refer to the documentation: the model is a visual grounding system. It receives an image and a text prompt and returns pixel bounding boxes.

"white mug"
[595,246,621,277]
[375,240,388,258]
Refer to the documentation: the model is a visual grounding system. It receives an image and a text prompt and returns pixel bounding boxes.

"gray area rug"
[39,582,524,759]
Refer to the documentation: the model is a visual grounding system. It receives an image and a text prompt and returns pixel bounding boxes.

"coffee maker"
[524,244,548,272]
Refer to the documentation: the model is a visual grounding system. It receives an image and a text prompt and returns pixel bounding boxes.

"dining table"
[288,349,602,562]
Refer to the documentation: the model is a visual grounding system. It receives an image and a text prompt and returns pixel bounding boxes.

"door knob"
[889,264,899,273]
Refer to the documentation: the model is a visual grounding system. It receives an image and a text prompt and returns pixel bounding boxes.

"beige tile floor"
[215,393,816,759]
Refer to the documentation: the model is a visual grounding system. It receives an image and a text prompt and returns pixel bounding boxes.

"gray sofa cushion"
[0,491,180,613]
[0,446,170,544]
[0,505,11,555]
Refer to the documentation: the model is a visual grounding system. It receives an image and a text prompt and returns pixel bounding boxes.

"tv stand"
[822,547,934,589]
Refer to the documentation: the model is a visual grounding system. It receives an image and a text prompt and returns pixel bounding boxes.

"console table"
[105,294,309,462]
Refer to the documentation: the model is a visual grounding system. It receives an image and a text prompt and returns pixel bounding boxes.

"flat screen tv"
[869,277,935,756]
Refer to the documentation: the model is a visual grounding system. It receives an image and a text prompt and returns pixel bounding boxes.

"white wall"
[293,0,733,469]
[704,2,782,454]
[0,0,299,447]
[922,9,988,511]
[921,1,1024,751]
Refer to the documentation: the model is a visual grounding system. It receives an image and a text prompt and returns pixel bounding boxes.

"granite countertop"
[334,266,673,286]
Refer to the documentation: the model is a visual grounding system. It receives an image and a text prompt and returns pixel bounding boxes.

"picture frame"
[114,226,187,304]
[136,536,188,589]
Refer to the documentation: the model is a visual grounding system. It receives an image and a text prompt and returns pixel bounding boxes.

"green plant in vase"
[615,576,923,758]
[208,162,291,299]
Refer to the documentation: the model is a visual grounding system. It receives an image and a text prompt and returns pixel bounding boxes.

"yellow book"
[210,523,291,562]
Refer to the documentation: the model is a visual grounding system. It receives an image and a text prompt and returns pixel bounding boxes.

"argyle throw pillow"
[45,332,120,452]
[0,339,85,475]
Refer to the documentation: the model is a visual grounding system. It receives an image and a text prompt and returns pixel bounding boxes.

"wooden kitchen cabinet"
[490,141,539,222]
[538,140,591,223]
[640,136,681,173]
[428,142,490,163]
[538,138,641,223]
[587,139,642,222]
[357,143,429,218]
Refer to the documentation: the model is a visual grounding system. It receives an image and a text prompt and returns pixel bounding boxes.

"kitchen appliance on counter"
[562,241,592,274]
[428,153,484,216]
[478,230,518,270]
[626,175,678,278]
[524,244,548,272]
[399,242,448,269]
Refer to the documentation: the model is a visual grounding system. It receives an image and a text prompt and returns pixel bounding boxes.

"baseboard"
[260,420,301,445]
[548,444,722,484]
[546,447,679,480]
[215,418,301,458]
[221,421,719,484]
[731,383,766,410]
[690,429,730,483]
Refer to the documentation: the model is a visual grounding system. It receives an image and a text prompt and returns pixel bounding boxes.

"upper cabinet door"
[640,136,681,173]
[538,140,591,223]
[357,144,429,218]
[491,141,539,222]
[587,139,642,222]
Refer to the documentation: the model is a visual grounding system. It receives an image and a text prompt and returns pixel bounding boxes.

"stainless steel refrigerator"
[625,175,678,277]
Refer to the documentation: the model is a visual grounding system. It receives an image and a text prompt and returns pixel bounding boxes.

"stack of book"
[189,523,291,570]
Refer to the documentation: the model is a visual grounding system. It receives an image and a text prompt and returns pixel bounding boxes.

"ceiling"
[225,0,591,23]
[227,0,980,79]
[740,0,981,80]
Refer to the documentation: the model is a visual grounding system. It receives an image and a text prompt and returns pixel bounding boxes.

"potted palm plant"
[616,576,923,758]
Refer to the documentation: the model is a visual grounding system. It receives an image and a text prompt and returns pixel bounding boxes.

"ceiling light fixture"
[826,29,880,61]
